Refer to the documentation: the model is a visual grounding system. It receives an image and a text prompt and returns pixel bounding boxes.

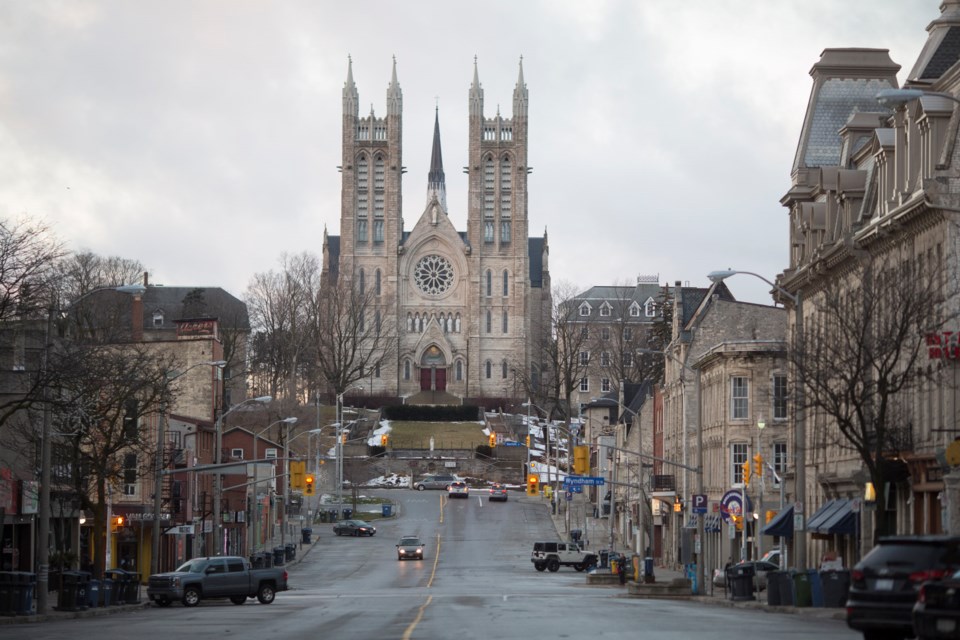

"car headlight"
[416,547,423,554]
[172,577,181,587]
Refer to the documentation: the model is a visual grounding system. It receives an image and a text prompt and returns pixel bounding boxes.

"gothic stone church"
[320,58,551,401]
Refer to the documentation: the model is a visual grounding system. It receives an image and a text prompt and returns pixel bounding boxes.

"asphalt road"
[8,489,861,640]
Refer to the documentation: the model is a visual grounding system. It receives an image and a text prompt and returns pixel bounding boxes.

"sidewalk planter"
[792,571,812,607]
[820,570,851,608]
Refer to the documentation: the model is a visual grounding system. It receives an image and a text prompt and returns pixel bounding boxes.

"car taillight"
[284,570,288,582]
[851,569,864,583]
[909,569,948,583]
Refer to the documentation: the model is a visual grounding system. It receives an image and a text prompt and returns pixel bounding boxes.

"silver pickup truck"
[147,556,288,607]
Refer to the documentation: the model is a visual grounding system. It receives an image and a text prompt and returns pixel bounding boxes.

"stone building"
[320,58,551,401]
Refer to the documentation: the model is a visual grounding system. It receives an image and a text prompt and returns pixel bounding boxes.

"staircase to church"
[406,390,462,406]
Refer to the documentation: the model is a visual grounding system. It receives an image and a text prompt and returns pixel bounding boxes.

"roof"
[142,286,250,331]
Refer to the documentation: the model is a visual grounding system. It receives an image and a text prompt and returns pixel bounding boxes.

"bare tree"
[537,281,593,421]
[0,217,65,320]
[795,252,956,539]
[53,251,146,306]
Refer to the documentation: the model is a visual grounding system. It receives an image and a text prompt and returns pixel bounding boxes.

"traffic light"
[342,432,348,444]
[753,454,764,479]
[112,515,125,532]
[673,497,683,513]
[573,445,589,475]
[290,460,306,489]
[526,474,539,496]
[489,433,496,447]
[742,459,751,486]
[304,474,315,496]
[525,435,531,448]
[380,434,389,447]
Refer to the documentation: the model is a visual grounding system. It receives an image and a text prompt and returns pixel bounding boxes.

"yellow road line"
[439,494,445,523]
[428,532,441,587]
[402,594,433,640]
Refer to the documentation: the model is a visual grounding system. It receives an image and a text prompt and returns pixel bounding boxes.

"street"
[5,490,860,640]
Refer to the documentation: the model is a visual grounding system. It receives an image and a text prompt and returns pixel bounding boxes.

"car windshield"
[400,538,421,546]
[175,559,208,573]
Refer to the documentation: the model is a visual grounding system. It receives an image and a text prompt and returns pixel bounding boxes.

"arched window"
[358,269,365,295]
[375,269,382,296]
[374,155,385,190]
[502,270,509,296]
[486,310,492,333]
[404,360,411,380]
[456,360,463,381]
[417,314,424,332]
[375,310,381,332]
[357,155,368,190]
[502,360,508,379]
[486,270,492,297]
[502,311,508,333]
[500,155,512,191]
[485,360,492,379]
[484,156,495,190]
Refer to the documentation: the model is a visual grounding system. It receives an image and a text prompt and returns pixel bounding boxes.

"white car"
[447,481,469,498]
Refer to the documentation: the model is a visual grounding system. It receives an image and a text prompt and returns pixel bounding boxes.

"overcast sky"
[0,0,935,305]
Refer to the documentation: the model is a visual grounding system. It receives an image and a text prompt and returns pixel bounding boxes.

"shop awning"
[812,498,856,536]
[762,506,794,538]
[705,513,722,533]
[805,499,846,532]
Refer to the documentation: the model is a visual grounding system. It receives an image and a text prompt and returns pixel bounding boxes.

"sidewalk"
[535,493,846,621]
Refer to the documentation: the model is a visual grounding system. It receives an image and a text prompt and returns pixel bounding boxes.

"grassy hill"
[387,421,486,449]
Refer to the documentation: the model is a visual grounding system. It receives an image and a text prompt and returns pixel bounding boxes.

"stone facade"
[322,58,551,401]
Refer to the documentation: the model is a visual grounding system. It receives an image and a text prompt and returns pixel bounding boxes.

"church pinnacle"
[427,107,446,210]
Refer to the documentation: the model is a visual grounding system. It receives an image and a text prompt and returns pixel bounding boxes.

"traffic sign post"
[692,493,707,515]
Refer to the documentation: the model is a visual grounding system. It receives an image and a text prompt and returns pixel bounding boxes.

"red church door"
[435,368,447,391]
[420,368,431,391]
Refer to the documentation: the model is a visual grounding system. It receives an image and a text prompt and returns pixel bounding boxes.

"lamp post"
[249,417,296,555]
[152,360,226,576]
[280,417,300,548]
[213,395,272,556]
[36,283,146,615]
[336,386,363,512]
[708,268,806,569]
[756,415,765,562]
[876,87,960,108]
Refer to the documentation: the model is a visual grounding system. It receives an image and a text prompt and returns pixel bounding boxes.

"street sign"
[563,475,605,487]
[794,514,804,531]
[692,493,708,514]
[571,485,583,493]
[565,491,573,501]
[502,441,523,447]
[794,501,804,514]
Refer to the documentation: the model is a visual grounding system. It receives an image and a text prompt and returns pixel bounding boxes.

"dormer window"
[629,302,641,317]
[600,302,612,317]
[153,311,164,328]
[579,303,591,317]
[644,297,657,318]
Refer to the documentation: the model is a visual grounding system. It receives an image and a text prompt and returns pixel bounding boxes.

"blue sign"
[501,441,523,447]
[563,475,605,487]
[692,493,708,515]
[719,489,753,525]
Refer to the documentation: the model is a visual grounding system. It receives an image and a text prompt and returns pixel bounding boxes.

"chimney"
[132,291,144,342]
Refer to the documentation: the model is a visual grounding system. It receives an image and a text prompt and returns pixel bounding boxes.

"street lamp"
[875,87,960,108]
[249,417,297,555]
[336,386,363,511]
[152,360,226,575]
[213,395,272,556]
[36,283,146,615]
[708,268,807,569]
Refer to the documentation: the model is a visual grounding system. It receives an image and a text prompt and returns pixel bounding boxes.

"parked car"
[846,535,960,640]
[712,560,779,591]
[397,536,425,561]
[913,567,960,639]
[414,474,458,490]
[760,548,782,568]
[488,483,508,502]
[333,519,377,536]
[530,541,598,573]
[146,556,288,607]
[447,481,469,498]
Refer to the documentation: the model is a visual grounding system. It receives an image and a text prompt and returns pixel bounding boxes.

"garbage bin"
[820,570,851,608]
[793,570,812,607]
[88,579,100,608]
[123,573,141,604]
[0,573,12,615]
[643,557,654,583]
[808,569,824,607]
[272,547,285,566]
[599,549,610,569]
[382,504,393,517]
[320,510,328,523]
[342,508,353,520]
[105,569,130,605]
[57,571,88,612]
[100,577,114,606]
[727,564,756,601]
[778,570,795,605]
[329,509,338,522]
[301,528,313,544]
[14,572,35,614]
[56,571,78,612]
[285,543,296,562]
[766,571,783,606]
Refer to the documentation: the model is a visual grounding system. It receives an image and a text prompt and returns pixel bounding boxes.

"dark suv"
[846,535,960,640]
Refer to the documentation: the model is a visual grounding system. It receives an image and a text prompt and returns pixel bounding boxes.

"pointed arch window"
[501,360,508,379]
[374,220,384,242]
[357,219,368,243]
[502,311,508,333]
[485,310,492,333]
[484,157,495,190]
[374,155,385,190]
[485,270,492,297]
[502,270,509,296]
[500,155,512,191]
[357,155,369,190]
[375,310,381,332]
[500,220,511,243]
[404,360,411,380]
[407,313,413,332]
[456,360,463,381]
[484,221,494,243]
[644,297,657,318]
[485,360,492,379]
[358,269,365,295]
[375,269,382,296]
[455,313,461,332]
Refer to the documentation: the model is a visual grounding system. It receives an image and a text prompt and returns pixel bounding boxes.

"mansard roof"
[907,1,960,82]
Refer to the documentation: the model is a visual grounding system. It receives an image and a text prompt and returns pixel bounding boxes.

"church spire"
[513,56,528,117]
[469,55,483,117]
[343,55,358,116]
[427,106,447,210]
[387,55,402,116]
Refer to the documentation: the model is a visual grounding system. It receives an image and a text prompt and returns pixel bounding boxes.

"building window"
[123,399,138,439]
[600,327,610,340]
[500,220,511,243]
[601,378,611,392]
[773,442,788,485]
[375,363,381,378]
[484,157,495,190]
[404,360,411,380]
[375,310,381,332]
[600,352,610,367]
[123,453,138,496]
[375,270,382,296]
[623,352,633,367]
[579,378,589,392]
[500,156,511,190]
[484,194,494,218]
[456,360,463,381]
[732,443,748,485]
[502,361,508,379]
[357,193,368,217]
[579,303,590,317]
[486,270,492,297]
[486,310,492,333]
[152,311,164,328]
[359,312,365,333]
[624,327,633,341]
[579,351,589,366]
[773,374,788,420]
[629,302,641,317]
[600,304,611,317]
[374,220,384,242]
[502,311,508,333]
[502,270,509,296]
[359,269,365,295]
[500,194,511,218]
[485,361,492,379]
[358,155,368,190]
[644,298,656,317]
[731,376,748,419]
[357,219,368,242]
[374,157,385,189]
[484,221,494,243]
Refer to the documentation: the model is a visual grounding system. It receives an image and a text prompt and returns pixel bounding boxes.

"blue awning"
[805,499,845,532]
[762,506,794,538]
[813,499,856,536]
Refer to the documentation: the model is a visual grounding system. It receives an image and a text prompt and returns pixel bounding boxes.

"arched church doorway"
[419,345,447,392]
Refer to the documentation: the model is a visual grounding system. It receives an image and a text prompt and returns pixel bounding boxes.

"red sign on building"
[926,331,960,359]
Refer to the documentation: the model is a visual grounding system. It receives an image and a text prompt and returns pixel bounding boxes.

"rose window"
[414,255,455,295]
